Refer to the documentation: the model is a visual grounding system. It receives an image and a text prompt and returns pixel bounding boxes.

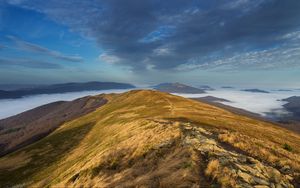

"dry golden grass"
[205,160,236,187]
[0,90,299,187]
[218,130,300,172]
[205,159,220,179]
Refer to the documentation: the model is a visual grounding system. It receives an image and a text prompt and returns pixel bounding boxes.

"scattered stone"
[238,170,252,184]
[254,185,269,188]
[247,157,259,164]
[284,175,293,181]
[281,166,291,174]
[181,123,295,188]
[252,177,269,185]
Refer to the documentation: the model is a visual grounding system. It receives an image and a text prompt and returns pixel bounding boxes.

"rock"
[284,175,293,181]
[275,184,282,188]
[184,137,199,145]
[236,164,249,172]
[196,127,212,135]
[239,156,248,163]
[267,168,282,183]
[240,183,254,188]
[280,181,293,188]
[270,183,275,188]
[205,139,217,145]
[243,165,260,176]
[247,157,259,164]
[254,186,269,188]
[280,166,291,174]
[238,170,253,184]
[252,177,269,185]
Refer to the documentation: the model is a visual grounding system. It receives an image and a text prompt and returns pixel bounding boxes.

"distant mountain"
[153,82,205,93]
[0,84,40,91]
[282,96,300,120]
[0,90,299,187]
[221,86,234,89]
[0,81,135,99]
[198,85,215,91]
[193,96,230,103]
[277,89,293,92]
[242,89,270,93]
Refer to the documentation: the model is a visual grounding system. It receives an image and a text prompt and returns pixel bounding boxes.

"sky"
[0,0,300,88]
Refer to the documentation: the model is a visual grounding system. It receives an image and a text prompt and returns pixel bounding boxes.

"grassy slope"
[0,90,299,187]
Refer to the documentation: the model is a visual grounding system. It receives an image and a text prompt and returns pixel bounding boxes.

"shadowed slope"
[0,90,299,187]
[0,96,107,156]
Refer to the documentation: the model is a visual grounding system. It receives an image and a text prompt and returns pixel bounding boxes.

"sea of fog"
[173,88,300,117]
[0,88,299,120]
[0,89,134,119]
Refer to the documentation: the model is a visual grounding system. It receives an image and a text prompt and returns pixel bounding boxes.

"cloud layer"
[5,0,300,71]
[0,89,133,119]
[0,57,62,69]
[174,89,300,117]
[1,88,299,120]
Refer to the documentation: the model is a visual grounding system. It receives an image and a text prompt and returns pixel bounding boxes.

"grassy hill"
[0,90,299,187]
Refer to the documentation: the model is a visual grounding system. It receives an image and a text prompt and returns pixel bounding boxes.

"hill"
[154,83,205,93]
[0,81,135,99]
[0,96,107,156]
[282,96,300,121]
[0,90,299,187]
[242,89,270,93]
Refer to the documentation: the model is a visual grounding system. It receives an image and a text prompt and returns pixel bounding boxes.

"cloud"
[99,53,120,64]
[7,35,84,62]
[5,0,300,71]
[0,57,62,69]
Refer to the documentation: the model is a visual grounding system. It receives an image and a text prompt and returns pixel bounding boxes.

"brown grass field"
[0,90,299,187]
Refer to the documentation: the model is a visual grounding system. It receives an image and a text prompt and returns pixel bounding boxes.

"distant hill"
[221,86,234,89]
[154,82,205,93]
[0,90,299,187]
[0,84,40,91]
[282,96,300,120]
[277,89,293,92]
[193,96,230,103]
[0,81,135,99]
[242,89,270,93]
[198,85,215,91]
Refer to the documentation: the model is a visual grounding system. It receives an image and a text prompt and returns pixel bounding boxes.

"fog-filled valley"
[1,87,299,120]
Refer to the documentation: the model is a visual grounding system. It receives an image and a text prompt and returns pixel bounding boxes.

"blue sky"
[0,0,300,88]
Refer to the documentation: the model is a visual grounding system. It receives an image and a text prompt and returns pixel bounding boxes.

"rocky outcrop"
[181,123,295,188]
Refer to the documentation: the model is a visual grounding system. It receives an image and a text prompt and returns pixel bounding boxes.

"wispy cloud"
[176,29,300,71]
[7,35,84,62]
[99,53,121,64]
[0,57,62,69]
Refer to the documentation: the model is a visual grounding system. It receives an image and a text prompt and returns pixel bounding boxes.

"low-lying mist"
[0,88,299,120]
[0,89,133,120]
[173,88,300,117]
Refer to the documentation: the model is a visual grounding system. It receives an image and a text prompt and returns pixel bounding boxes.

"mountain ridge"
[0,81,135,99]
[0,90,299,187]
